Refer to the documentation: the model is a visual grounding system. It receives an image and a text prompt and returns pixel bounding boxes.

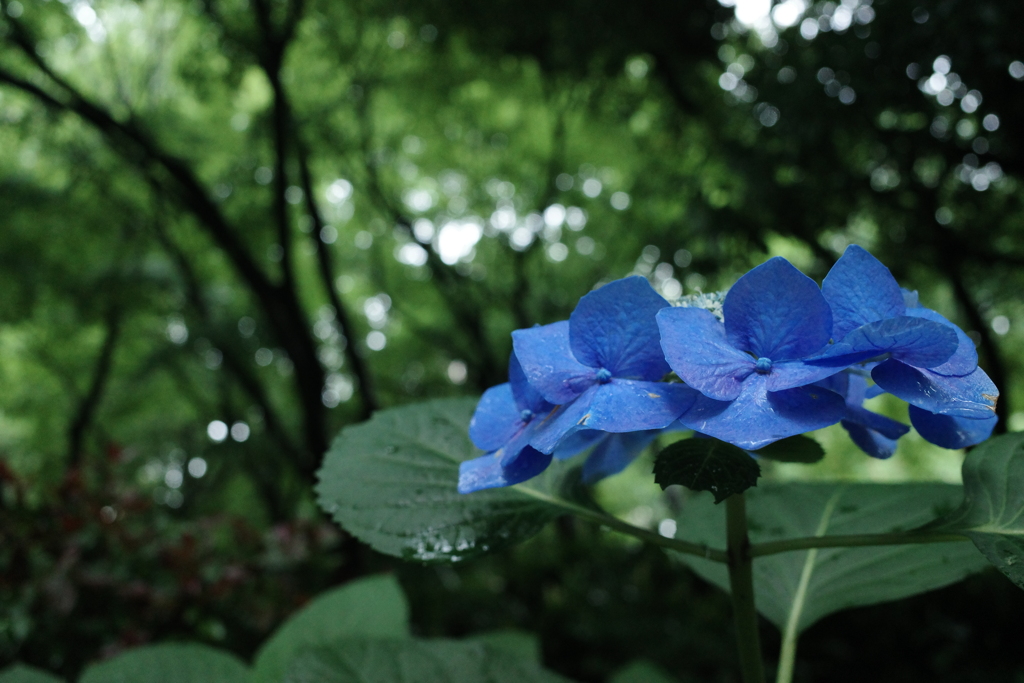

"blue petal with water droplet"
[513,321,597,404]
[872,360,999,419]
[529,381,697,453]
[468,383,522,452]
[508,352,554,415]
[457,447,553,493]
[909,406,998,449]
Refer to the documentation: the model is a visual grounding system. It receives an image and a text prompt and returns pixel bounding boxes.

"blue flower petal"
[822,245,906,340]
[807,316,958,368]
[457,447,553,493]
[872,360,999,419]
[578,379,698,432]
[679,374,845,450]
[864,383,885,399]
[812,370,851,398]
[657,307,753,401]
[815,372,908,440]
[552,429,607,460]
[841,420,900,459]
[723,257,832,360]
[496,415,546,467]
[508,352,554,415]
[512,321,597,404]
[901,288,920,309]
[468,384,522,451]
[904,307,978,376]
[844,373,867,404]
[528,387,596,454]
[909,405,998,449]
[844,404,910,441]
[818,372,907,458]
[530,381,697,453]
[569,276,671,380]
[581,429,663,483]
[765,359,847,392]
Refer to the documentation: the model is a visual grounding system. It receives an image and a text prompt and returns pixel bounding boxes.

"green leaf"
[933,432,1024,589]
[78,644,250,683]
[282,639,576,683]
[0,664,65,683]
[671,483,989,633]
[608,660,680,683]
[316,398,580,562]
[751,435,825,463]
[252,575,409,683]
[466,629,541,663]
[653,438,760,503]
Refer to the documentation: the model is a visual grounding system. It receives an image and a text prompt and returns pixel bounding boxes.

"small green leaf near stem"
[654,438,761,503]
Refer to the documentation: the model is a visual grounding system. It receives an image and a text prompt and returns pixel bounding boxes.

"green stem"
[750,531,969,558]
[583,507,730,562]
[515,486,729,562]
[726,493,766,683]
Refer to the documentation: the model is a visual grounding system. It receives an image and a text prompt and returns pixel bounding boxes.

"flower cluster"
[459,246,999,493]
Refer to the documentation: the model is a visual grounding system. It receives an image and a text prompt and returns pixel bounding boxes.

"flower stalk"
[726,493,766,683]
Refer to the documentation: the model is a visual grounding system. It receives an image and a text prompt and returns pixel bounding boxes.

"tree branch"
[351,83,504,388]
[0,20,329,460]
[252,0,301,291]
[150,217,306,466]
[294,135,380,419]
[67,308,121,467]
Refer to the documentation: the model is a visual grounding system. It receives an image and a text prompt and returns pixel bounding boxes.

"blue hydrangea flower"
[811,246,958,369]
[820,367,996,455]
[657,257,846,450]
[812,246,998,421]
[458,355,556,493]
[907,405,998,449]
[512,276,699,455]
[553,424,680,483]
[816,371,910,459]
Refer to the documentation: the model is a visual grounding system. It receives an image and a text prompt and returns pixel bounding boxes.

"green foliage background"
[1,0,1023,680]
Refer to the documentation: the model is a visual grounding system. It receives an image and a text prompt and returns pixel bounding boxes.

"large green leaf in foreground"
[283,639,575,683]
[316,398,578,562]
[671,483,989,633]
[252,574,410,683]
[934,432,1024,589]
[78,644,250,683]
[0,665,65,683]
